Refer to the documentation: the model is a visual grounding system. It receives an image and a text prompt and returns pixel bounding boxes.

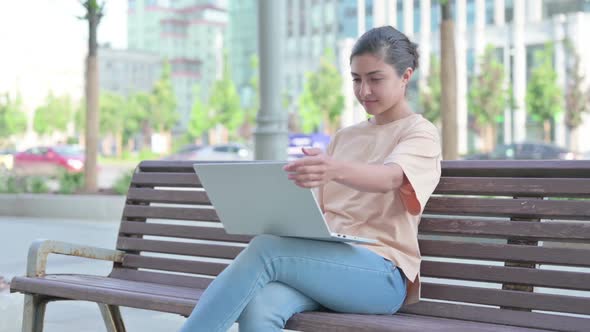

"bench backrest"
[112,160,590,331]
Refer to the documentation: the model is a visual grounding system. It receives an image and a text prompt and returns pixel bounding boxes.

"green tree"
[80,0,105,192]
[99,92,125,156]
[468,46,510,152]
[209,54,243,141]
[187,86,215,142]
[526,44,563,143]
[123,92,149,151]
[564,40,590,151]
[150,61,178,133]
[419,55,441,125]
[298,49,344,135]
[33,93,74,136]
[0,92,27,145]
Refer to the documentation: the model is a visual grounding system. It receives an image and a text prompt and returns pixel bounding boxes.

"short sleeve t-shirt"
[319,114,441,304]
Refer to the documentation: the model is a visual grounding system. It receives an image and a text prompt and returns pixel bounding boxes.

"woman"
[179,25,441,332]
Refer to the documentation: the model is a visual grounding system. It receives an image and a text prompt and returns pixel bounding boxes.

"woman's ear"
[402,67,414,84]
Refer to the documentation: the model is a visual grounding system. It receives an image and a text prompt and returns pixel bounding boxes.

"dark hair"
[350,26,419,76]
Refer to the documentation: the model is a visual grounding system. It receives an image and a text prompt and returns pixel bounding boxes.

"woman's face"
[350,53,411,123]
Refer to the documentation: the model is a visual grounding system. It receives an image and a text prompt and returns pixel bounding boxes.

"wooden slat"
[126,188,212,205]
[421,283,590,315]
[425,196,590,220]
[434,177,590,197]
[131,172,201,187]
[122,254,228,276]
[138,160,268,173]
[117,237,244,259]
[122,205,220,222]
[421,261,590,291]
[400,301,588,332]
[119,221,252,243]
[419,218,590,242]
[419,240,590,266]
[109,268,213,290]
[441,160,590,178]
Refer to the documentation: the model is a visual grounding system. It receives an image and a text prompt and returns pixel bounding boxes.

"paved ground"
[0,216,245,332]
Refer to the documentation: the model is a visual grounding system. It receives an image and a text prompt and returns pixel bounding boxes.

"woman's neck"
[372,99,413,125]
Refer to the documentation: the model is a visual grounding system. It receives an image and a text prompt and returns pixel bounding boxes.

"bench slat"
[401,301,588,332]
[421,283,590,315]
[441,160,590,178]
[419,218,590,242]
[110,268,213,290]
[425,196,590,220]
[421,261,590,291]
[119,221,252,243]
[131,172,201,188]
[117,237,244,259]
[420,240,590,266]
[122,254,228,276]
[434,177,590,197]
[126,188,212,205]
[122,205,220,222]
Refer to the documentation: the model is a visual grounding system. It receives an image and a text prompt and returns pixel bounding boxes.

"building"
[127,0,227,131]
[229,0,590,154]
[98,46,162,96]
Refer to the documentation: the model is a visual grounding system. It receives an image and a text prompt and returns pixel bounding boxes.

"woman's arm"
[283,147,405,193]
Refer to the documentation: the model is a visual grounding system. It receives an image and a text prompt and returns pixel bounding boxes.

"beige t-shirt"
[319,114,441,305]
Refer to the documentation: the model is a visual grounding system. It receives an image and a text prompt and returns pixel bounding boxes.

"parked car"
[464,142,576,160]
[0,148,15,171]
[161,144,204,161]
[13,145,85,177]
[194,144,252,161]
[287,133,331,160]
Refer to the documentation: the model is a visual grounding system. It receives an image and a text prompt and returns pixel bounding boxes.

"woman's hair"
[350,26,419,76]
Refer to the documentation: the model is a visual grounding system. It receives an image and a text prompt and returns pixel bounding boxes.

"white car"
[195,144,252,161]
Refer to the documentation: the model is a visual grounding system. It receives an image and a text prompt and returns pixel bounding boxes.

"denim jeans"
[178,234,407,332]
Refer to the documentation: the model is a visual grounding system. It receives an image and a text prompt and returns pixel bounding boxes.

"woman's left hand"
[283,147,337,188]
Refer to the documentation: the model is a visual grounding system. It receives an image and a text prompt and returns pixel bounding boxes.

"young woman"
[179,25,441,332]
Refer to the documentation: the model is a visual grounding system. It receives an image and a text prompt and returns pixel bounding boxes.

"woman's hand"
[283,147,337,188]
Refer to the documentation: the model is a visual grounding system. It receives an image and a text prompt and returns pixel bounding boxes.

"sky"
[0,0,127,111]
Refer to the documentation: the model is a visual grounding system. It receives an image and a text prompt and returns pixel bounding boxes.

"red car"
[13,145,85,177]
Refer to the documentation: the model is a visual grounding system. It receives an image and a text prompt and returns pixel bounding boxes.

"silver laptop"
[193,162,376,244]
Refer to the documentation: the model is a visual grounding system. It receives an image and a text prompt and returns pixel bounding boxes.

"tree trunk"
[83,3,101,192]
[543,120,551,143]
[440,2,458,160]
[115,131,123,158]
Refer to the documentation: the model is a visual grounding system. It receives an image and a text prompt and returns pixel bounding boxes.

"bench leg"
[98,303,126,332]
[22,294,47,332]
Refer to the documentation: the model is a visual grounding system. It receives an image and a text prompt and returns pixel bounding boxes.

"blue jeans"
[179,234,407,332]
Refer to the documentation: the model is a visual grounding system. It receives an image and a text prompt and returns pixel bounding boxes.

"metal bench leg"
[22,294,47,332]
[98,303,126,332]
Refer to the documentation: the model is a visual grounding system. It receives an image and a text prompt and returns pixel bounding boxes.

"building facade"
[229,0,590,154]
[98,46,162,96]
[128,0,227,131]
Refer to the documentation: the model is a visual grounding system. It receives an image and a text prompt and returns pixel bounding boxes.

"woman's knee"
[246,234,281,254]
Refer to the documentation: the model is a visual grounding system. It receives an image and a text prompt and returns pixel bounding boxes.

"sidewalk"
[0,216,243,332]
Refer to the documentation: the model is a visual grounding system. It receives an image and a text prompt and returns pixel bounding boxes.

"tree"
[241,55,260,141]
[99,92,126,156]
[209,53,243,141]
[0,92,27,145]
[298,49,344,135]
[80,0,105,192]
[187,86,216,142]
[526,44,563,143]
[440,0,458,159]
[33,93,74,136]
[564,40,590,152]
[419,55,441,125]
[468,46,510,152]
[150,61,178,133]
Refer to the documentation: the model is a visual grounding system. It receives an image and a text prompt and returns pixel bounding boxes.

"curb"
[0,193,125,221]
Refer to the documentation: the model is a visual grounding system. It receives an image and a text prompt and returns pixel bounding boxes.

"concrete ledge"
[0,193,125,221]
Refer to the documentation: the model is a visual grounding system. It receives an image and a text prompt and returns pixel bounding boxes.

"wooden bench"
[10,160,590,331]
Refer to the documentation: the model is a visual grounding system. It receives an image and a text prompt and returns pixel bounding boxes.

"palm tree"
[80,0,104,192]
[440,0,458,159]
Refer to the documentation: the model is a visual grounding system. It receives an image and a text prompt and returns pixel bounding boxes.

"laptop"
[193,161,376,244]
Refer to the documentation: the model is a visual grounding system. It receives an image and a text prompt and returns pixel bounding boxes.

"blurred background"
[1,0,589,194]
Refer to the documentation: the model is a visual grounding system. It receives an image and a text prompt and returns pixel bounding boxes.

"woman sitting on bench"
[179,25,442,332]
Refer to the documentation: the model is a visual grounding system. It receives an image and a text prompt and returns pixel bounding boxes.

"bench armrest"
[26,239,125,277]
